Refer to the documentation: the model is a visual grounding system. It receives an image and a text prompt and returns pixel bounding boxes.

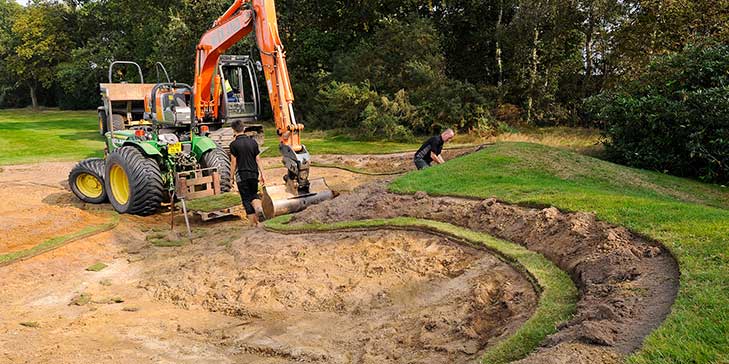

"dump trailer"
[98,61,170,134]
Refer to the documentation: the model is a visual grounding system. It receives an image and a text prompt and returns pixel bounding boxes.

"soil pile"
[294,183,680,362]
[143,229,537,363]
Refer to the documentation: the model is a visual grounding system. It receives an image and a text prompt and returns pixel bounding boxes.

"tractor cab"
[146,84,193,127]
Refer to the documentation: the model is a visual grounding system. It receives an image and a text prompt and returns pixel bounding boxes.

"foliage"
[391,142,729,364]
[1,0,728,150]
[3,1,72,109]
[588,43,729,183]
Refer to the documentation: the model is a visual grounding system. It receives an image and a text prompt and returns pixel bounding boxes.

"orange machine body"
[193,0,302,151]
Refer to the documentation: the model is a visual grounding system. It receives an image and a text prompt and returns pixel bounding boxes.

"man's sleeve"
[229,142,237,157]
[254,141,260,156]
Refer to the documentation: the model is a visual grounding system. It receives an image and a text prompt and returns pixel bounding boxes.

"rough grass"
[390,142,729,364]
[266,215,577,364]
[0,109,103,165]
[486,126,603,157]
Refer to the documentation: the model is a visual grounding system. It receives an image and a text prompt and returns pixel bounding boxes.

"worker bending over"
[413,128,455,170]
[229,120,266,226]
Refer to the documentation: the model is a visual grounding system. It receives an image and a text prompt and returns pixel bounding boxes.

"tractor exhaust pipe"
[261,177,334,218]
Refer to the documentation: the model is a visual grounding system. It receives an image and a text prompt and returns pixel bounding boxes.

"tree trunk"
[496,0,504,99]
[584,1,594,97]
[29,84,38,111]
[526,26,539,125]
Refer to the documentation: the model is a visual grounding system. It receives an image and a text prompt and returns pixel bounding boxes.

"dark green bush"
[588,43,729,183]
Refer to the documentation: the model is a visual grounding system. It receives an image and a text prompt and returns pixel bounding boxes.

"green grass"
[260,127,418,157]
[0,212,119,266]
[0,109,103,165]
[390,142,729,364]
[85,262,108,272]
[0,109,468,164]
[184,192,240,212]
[266,215,577,364]
[259,124,479,157]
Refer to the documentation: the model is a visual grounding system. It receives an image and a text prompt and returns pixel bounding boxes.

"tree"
[0,0,22,107]
[6,1,72,110]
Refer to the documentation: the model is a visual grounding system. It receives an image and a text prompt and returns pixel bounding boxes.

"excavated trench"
[292,182,680,363]
[143,229,537,363]
[0,150,679,364]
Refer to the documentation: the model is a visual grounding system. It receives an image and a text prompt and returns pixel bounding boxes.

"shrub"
[587,43,729,183]
[307,81,379,130]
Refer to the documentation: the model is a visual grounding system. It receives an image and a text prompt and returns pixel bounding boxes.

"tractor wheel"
[105,146,164,215]
[68,158,107,204]
[200,147,232,192]
[98,112,108,135]
[111,114,125,131]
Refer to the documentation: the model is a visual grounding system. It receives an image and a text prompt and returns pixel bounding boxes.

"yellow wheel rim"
[109,164,130,205]
[75,173,103,199]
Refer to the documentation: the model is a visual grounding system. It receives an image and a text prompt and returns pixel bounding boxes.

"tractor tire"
[111,114,125,131]
[200,147,232,193]
[98,112,108,135]
[68,158,107,204]
[105,146,164,215]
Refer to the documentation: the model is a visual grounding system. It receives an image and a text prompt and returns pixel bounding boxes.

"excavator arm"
[194,0,332,218]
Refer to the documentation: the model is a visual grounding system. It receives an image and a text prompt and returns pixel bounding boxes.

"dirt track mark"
[295,182,680,363]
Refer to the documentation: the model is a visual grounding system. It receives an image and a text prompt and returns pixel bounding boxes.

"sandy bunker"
[143,229,537,363]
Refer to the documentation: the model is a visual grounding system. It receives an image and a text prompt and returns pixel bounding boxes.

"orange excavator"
[150,0,333,218]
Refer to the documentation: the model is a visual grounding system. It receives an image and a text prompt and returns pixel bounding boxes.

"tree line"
[1,1,727,177]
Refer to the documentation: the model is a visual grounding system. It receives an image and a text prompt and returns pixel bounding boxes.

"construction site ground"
[0,148,678,363]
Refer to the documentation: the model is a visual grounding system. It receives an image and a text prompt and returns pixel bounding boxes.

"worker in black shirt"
[229,120,266,226]
[413,128,454,170]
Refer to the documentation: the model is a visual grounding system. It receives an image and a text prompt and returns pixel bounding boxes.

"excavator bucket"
[261,177,334,218]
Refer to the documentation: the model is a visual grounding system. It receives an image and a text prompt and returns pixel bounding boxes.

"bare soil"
[0,162,109,254]
[294,182,680,363]
[0,158,536,364]
[143,229,536,363]
[309,146,483,174]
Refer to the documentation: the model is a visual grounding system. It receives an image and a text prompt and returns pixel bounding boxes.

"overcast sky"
[15,0,28,5]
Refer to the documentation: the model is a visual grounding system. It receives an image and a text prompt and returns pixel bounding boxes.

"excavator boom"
[193,0,332,218]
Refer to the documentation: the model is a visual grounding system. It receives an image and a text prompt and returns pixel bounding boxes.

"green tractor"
[69,82,231,215]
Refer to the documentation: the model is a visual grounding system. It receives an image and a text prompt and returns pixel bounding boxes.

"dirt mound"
[143,229,537,363]
[294,183,680,362]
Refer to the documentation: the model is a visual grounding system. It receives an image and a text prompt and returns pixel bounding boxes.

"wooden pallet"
[175,168,220,200]
[194,206,239,221]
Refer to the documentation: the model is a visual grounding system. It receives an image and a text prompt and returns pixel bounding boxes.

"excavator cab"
[206,55,265,149]
[219,55,261,121]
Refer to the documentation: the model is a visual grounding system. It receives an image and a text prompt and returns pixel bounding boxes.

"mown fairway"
[392,142,729,363]
[0,109,430,165]
[0,109,104,165]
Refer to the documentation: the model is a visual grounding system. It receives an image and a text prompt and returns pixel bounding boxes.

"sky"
[15,0,28,6]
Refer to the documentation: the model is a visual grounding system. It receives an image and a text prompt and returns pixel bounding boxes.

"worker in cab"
[413,128,455,170]
[225,79,237,102]
[229,119,266,226]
